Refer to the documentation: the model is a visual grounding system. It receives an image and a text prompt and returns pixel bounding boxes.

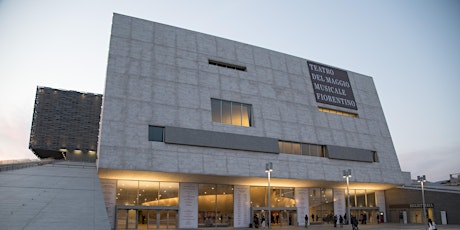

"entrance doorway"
[251,208,297,228]
[117,208,177,230]
[350,208,381,224]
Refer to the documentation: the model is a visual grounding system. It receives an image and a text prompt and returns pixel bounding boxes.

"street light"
[343,169,352,225]
[417,175,427,230]
[265,162,273,230]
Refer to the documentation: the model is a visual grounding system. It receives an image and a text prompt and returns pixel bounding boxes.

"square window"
[148,126,164,142]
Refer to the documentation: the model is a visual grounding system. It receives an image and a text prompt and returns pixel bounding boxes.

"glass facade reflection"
[250,186,296,208]
[308,188,334,223]
[198,184,234,227]
[116,180,179,206]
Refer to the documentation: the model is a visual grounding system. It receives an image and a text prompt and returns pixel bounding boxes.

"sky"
[0,0,459,182]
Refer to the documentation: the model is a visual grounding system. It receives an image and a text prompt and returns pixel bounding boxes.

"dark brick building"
[29,86,102,162]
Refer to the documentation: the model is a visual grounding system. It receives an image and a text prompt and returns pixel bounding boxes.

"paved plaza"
[287,223,460,230]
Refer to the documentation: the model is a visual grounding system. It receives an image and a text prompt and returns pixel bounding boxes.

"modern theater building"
[94,13,412,229]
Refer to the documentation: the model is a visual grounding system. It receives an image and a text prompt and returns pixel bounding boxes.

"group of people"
[253,214,267,229]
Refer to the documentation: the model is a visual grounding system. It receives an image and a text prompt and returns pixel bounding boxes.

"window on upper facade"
[279,141,324,157]
[148,126,164,142]
[211,98,252,127]
[208,59,247,71]
[318,107,358,118]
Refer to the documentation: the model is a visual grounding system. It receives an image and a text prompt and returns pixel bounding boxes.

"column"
[179,183,198,228]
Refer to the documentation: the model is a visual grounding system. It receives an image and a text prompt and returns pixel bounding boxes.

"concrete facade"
[97,13,410,229]
[98,13,406,184]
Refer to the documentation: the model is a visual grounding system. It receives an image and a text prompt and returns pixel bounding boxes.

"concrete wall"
[98,13,406,185]
[385,187,460,224]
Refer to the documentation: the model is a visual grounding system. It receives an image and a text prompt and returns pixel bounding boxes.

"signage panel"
[307,61,357,110]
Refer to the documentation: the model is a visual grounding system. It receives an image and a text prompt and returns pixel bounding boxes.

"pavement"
[292,223,460,230]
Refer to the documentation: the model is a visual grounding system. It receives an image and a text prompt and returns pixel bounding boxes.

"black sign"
[307,61,357,110]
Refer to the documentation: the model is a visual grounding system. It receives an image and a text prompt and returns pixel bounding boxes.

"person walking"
[428,219,437,230]
[305,214,309,228]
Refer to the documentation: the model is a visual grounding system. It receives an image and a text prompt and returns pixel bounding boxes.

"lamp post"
[266,162,273,230]
[343,169,352,225]
[417,175,427,230]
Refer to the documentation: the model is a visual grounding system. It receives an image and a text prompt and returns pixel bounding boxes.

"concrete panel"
[164,126,279,154]
[327,145,374,162]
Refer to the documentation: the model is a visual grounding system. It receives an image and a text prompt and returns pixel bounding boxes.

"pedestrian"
[351,216,358,230]
[305,214,309,228]
[339,215,343,228]
[428,218,437,230]
[253,214,259,228]
[261,216,266,230]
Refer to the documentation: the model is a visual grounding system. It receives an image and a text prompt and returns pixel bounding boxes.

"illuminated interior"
[318,107,358,117]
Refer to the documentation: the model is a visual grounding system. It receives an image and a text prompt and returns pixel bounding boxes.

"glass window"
[211,99,253,127]
[116,180,178,207]
[159,182,179,206]
[356,190,366,207]
[278,142,284,154]
[280,141,324,157]
[242,104,251,127]
[139,181,159,206]
[222,101,232,124]
[308,188,334,223]
[250,186,267,207]
[211,99,221,123]
[367,190,376,207]
[292,143,301,155]
[274,188,295,207]
[231,103,242,126]
[250,186,296,208]
[117,180,139,206]
[310,145,323,157]
[199,184,234,227]
[148,126,164,142]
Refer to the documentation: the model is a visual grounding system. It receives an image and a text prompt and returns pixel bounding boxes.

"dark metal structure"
[29,86,102,162]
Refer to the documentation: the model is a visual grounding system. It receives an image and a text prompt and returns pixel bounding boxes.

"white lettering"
[313,83,347,96]
[325,76,350,88]
[311,73,325,82]
[315,93,356,107]
[309,63,334,75]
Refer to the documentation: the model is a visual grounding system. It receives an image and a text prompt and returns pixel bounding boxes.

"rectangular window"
[211,99,221,123]
[148,126,164,142]
[211,98,253,127]
[279,141,324,157]
[318,107,358,118]
[208,59,247,71]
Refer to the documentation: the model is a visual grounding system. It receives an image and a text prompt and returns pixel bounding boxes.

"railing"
[0,158,54,172]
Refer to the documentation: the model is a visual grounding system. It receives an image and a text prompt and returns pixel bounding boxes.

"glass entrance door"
[159,210,177,229]
[117,209,138,230]
[116,208,177,230]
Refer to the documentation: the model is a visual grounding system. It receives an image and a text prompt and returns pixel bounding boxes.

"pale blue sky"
[0,0,459,181]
